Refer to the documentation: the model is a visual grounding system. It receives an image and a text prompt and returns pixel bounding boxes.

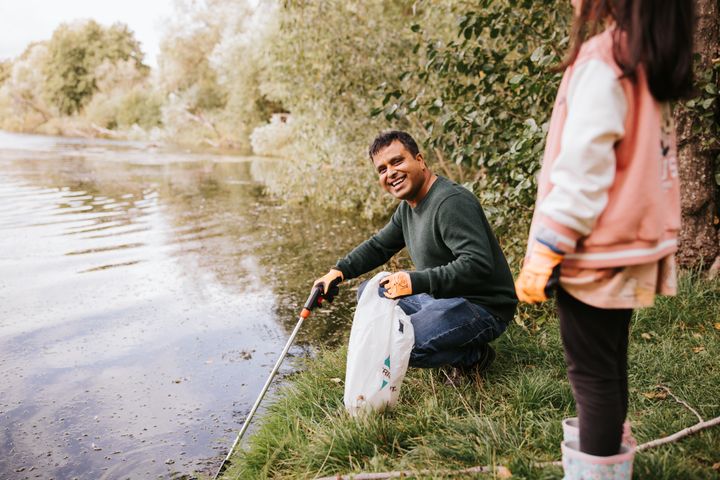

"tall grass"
[221,272,720,479]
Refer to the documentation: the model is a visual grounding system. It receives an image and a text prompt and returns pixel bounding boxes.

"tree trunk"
[675,0,720,269]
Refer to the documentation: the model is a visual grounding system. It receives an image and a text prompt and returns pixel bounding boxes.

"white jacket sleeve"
[537,59,627,239]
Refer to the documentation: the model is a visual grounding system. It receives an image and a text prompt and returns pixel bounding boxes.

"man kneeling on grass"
[312,130,517,379]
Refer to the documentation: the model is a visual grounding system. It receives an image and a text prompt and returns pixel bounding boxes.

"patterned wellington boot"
[562,417,637,448]
[561,440,635,480]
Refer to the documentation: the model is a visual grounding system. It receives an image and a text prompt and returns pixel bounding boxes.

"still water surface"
[0,132,374,479]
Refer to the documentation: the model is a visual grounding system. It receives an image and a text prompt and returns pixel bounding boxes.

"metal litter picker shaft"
[213,284,328,479]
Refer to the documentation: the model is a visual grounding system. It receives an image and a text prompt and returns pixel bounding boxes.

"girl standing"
[515,0,694,477]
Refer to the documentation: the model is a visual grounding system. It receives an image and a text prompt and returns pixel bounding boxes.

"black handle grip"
[304,284,324,311]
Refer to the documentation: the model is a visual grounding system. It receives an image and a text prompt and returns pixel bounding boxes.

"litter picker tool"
[213,281,339,479]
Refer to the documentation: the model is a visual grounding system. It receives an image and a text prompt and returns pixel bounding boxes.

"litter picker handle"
[213,282,335,479]
[301,284,325,317]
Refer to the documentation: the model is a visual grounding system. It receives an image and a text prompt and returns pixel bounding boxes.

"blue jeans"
[357,282,507,368]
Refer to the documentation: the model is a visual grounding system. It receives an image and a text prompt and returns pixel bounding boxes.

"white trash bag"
[344,271,415,416]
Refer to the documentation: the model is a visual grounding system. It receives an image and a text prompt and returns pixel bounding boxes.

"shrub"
[250,113,295,157]
[376,0,572,263]
[43,20,147,115]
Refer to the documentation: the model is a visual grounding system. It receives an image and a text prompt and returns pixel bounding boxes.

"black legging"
[557,287,632,456]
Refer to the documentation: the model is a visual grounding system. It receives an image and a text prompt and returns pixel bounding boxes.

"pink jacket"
[529,29,680,269]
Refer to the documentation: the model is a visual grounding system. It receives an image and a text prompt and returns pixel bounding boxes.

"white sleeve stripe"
[538,59,627,236]
[565,239,677,261]
[534,225,577,250]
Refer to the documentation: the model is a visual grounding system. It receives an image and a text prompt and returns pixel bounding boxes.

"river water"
[0,131,375,479]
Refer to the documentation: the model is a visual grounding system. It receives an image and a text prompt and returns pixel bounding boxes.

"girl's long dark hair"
[562,0,695,101]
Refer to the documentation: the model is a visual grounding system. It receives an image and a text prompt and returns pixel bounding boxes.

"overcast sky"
[0,0,176,67]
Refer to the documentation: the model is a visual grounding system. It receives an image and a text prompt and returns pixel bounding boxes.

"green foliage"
[81,58,161,132]
[217,0,716,267]
[209,1,285,150]
[256,0,457,217]
[157,0,226,109]
[0,60,10,85]
[155,0,281,151]
[43,20,147,115]
[683,56,720,186]
[115,88,163,129]
[376,0,572,261]
[684,56,720,150]
[0,42,54,131]
[0,27,156,136]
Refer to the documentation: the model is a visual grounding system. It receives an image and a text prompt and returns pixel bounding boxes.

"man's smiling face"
[372,140,427,206]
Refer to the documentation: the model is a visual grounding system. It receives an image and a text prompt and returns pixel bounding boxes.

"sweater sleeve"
[408,193,495,297]
[536,59,627,252]
[335,207,406,279]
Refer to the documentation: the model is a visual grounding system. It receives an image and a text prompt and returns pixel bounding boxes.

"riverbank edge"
[218,270,720,479]
[0,123,254,156]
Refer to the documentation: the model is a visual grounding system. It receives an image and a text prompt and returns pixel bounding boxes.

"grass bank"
[221,272,720,479]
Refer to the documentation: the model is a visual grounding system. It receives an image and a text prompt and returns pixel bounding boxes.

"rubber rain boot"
[561,440,635,480]
[562,417,637,447]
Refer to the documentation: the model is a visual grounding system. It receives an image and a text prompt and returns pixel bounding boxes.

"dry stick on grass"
[655,384,704,422]
[636,415,720,451]
[318,385,720,479]
[635,384,714,451]
[316,464,512,480]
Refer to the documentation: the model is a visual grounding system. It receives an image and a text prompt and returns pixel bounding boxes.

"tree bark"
[675,0,720,269]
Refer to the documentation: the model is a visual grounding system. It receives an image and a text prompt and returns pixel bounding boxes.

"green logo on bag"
[380,356,391,389]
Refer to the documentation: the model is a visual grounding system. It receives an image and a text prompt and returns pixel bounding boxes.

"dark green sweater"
[336,176,517,323]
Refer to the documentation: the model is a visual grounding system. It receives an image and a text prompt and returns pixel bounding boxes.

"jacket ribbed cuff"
[535,214,583,254]
[333,263,351,281]
[408,271,431,296]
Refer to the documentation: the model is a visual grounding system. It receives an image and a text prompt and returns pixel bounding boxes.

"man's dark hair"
[369,130,420,160]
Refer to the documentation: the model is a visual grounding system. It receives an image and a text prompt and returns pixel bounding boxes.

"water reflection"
[0,132,383,478]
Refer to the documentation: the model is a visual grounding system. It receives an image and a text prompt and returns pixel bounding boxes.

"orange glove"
[515,242,564,303]
[313,268,344,294]
[380,271,412,299]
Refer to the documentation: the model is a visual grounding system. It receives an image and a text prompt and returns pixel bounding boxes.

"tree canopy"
[43,20,147,115]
